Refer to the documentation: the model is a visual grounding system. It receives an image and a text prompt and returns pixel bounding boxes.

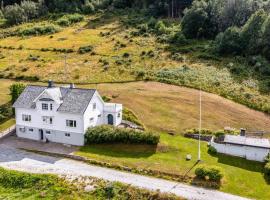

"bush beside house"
[85,125,159,145]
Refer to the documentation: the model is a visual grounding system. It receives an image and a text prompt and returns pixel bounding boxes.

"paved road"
[0,144,248,200]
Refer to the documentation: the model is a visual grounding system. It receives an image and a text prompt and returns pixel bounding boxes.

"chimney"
[240,128,246,137]
[70,83,75,89]
[48,80,54,88]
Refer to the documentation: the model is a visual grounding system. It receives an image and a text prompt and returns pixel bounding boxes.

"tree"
[240,9,267,55]
[262,16,270,60]
[4,3,26,24]
[215,26,242,55]
[9,83,25,104]
[20,0,39,22]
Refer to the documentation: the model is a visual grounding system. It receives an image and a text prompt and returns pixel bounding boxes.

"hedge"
[195,165,224,182]
[85,125,159,145]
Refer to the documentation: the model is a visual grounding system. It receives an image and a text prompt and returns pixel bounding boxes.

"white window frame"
[50,104,53,111]
[22,114,31,122]
[42,116,53,125]
[66,120,77,128]
[117,113,121,118]
[42,103,48,110]
[46,130,51,134]
[93,103,97,110]
[29,128,34,132]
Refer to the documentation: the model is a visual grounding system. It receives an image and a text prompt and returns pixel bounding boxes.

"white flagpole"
[198,84,202,161]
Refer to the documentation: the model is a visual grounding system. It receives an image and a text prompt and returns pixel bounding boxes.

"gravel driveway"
[0,144,248,200]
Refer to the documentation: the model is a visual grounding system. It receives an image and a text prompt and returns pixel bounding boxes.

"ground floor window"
[19,127,26,132]
[65,133,71,137]
[46,130,51,134]
[29,128,33,132]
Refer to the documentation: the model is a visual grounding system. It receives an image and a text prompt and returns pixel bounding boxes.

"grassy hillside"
[0,11,269,115]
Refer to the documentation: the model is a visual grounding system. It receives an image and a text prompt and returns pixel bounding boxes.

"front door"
[39,129,44,140]
[108,114,114,125]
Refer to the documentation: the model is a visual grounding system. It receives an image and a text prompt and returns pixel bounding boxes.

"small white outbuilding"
[210,135,270,162]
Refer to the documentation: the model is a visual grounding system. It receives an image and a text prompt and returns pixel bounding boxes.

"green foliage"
[19,24,60,36]
[78,45,93,54]
[181,0,218,39]
[56,14,83,27]
[122,108,143,127]
[82,0,95,14]
[215,27,242,55]
[3,0,46,25]
[85,125,159,145]
[208,146,217,155]
[9,83,25,104]
[195,165,224,182]
[264,162,270,177]
[240,9,267,55]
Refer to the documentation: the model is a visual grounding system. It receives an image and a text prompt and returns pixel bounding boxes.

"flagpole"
[198,84,202,161]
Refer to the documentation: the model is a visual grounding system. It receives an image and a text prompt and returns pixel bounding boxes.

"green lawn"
[0,119,15,132]
[76,133,269,200]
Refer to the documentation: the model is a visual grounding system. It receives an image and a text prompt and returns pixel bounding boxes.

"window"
[50,104,53,110]
[46,130,51,134]
[93,103,96,110]
[42,103,48,110]
[29,128,33,132]
[98,114,101,118]
[66,120,76,127]
[90,117,94,122]
[19,127,25,132]
[65,133,71,137]
[42,116,53,124]
[117,113,121,118]
[22,114,31,122]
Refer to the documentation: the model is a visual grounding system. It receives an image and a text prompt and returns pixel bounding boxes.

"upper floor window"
[93,103,97,110]
[90,117,94,122]
[66,120,76,128]
[50,104,53,110]
[22,114,31,122]
[42,116,53,124]
[42,103,48,110]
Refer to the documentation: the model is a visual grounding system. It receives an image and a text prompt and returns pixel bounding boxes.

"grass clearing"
[0,118,15,132]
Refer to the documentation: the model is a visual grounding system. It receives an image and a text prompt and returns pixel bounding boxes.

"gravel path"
[0,144,249,200]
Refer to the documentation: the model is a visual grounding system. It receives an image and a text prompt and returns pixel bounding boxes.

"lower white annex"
[13,81,122,146]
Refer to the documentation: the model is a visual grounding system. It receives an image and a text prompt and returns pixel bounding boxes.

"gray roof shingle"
[13,85,96,114]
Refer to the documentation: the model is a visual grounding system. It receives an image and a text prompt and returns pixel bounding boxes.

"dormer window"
[42,103,48,110]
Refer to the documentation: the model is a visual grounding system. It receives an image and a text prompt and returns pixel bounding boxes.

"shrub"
[208,146,217,155]
[56,14,84,27]
[195,165,224,182]
[85,125,159,145]
[78,45,93,54]
[122,108,143,126]
[19,24,60,36]
[264,162,270,177]
[83,1,95,14]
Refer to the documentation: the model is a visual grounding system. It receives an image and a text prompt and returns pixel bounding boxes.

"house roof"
[224,135,270,149]
[13,85,96,114]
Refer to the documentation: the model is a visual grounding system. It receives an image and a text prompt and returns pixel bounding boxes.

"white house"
[13,81,123,146]
[210,135,270,162]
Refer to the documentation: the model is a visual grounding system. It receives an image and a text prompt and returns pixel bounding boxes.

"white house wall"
[83,92,105,131]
